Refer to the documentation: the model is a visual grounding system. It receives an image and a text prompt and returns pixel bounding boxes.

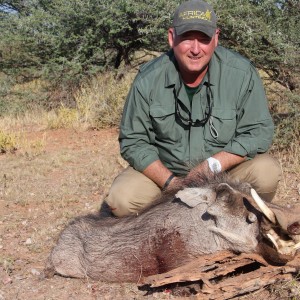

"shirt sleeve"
[119,78,160,172]
[223,64,274,158]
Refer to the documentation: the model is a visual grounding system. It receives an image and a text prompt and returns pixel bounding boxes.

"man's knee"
[105,167,161,217]
[229,154,282,201]
[106,183,140,217]
[250,154,281,186]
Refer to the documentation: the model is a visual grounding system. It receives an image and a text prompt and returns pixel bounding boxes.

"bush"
[74,71,135,128]
[269,89,300,151]
[47,107,79,129]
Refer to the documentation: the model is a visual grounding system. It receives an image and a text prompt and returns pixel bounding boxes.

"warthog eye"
[247,212,257,223]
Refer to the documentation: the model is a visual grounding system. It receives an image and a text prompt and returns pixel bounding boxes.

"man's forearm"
[212,151,246,171]
[187,151,246,179]
[142,160,174,188]
[142,152,245,188]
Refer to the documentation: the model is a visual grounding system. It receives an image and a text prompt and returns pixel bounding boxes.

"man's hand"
[142,152,246,190]
[165,176,184,191]
[186,151,246,181]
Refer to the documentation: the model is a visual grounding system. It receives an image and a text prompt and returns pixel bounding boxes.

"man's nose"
[190,39,201,54]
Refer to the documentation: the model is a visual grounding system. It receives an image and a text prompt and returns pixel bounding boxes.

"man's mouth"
[188,56,201,61]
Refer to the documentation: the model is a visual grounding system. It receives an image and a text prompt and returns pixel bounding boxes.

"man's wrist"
[162,174,175,190]
[206,157,222,173]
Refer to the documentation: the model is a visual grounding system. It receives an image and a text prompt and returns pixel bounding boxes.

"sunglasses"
[175,70,213,127]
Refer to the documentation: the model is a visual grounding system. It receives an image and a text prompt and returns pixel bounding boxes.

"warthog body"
[45,175,300,282]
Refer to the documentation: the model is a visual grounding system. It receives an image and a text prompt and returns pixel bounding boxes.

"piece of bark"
[141,251,300,300]
[142,250,268,287]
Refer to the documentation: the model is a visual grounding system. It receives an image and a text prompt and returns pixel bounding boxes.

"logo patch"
[179,9,212,22]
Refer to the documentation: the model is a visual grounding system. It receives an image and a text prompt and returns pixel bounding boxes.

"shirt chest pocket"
[204,108,237,145]
[150,105,179,140]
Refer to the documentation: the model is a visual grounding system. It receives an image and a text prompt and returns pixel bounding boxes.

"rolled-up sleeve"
[119,79,160,172]
[223,65,274,158]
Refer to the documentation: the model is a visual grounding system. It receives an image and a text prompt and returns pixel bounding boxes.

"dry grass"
[0,70,136,133]
[42,71,135,130]
[270,275,300,300]
[0,130,18,153]
[0,129,46,158]
[74,71,135,129]
[47,106,79,129]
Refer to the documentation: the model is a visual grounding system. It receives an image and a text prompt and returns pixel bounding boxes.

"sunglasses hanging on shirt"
[175,69,213,127]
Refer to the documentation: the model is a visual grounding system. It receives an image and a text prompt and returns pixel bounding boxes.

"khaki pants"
[105,154,282,217]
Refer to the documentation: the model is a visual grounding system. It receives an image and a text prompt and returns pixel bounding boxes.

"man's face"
[168,29,219,81]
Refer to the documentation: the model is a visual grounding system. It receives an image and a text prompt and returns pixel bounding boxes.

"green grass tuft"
[0,130,18,153]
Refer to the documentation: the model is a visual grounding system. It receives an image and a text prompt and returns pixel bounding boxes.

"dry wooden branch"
[141,251,300,300]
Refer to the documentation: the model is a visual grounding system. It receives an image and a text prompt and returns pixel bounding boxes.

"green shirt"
[119,46,274,176]
[184,84,200,103]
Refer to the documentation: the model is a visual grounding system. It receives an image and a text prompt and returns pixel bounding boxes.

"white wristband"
[206,157,222,173]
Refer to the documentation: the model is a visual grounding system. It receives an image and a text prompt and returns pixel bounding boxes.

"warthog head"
[250,188,300,261]
[176,181,300,263]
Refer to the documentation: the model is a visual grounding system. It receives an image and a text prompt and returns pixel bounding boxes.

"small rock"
[15,259,24,265]
[25,238,32,245]
[2,276,12,285]
[31,268,40,276]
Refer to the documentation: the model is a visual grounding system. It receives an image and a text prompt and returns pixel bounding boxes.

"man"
[105,0,281,217]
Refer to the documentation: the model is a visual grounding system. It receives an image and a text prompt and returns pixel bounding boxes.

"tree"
[0,0,178,85]
[0,0,299,101]
[211,0,299,90]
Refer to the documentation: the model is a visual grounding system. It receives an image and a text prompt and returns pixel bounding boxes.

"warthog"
[45,174,300,282]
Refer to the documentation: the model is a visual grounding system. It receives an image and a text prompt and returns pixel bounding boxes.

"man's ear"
[168,28,175,48]
[214,28,220,47]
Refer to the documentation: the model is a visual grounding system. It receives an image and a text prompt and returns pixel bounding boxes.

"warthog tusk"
[251,188,276,224]
[293,242,300,250]
[267,233,279,250]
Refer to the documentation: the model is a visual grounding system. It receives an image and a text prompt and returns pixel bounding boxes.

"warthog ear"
[175,188,216,208]
[215,183,241,203]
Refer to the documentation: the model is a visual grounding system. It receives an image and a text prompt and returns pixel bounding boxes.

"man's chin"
[186,65,207,74]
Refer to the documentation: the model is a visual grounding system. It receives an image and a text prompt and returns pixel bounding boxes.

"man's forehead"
[179,30,212,39]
